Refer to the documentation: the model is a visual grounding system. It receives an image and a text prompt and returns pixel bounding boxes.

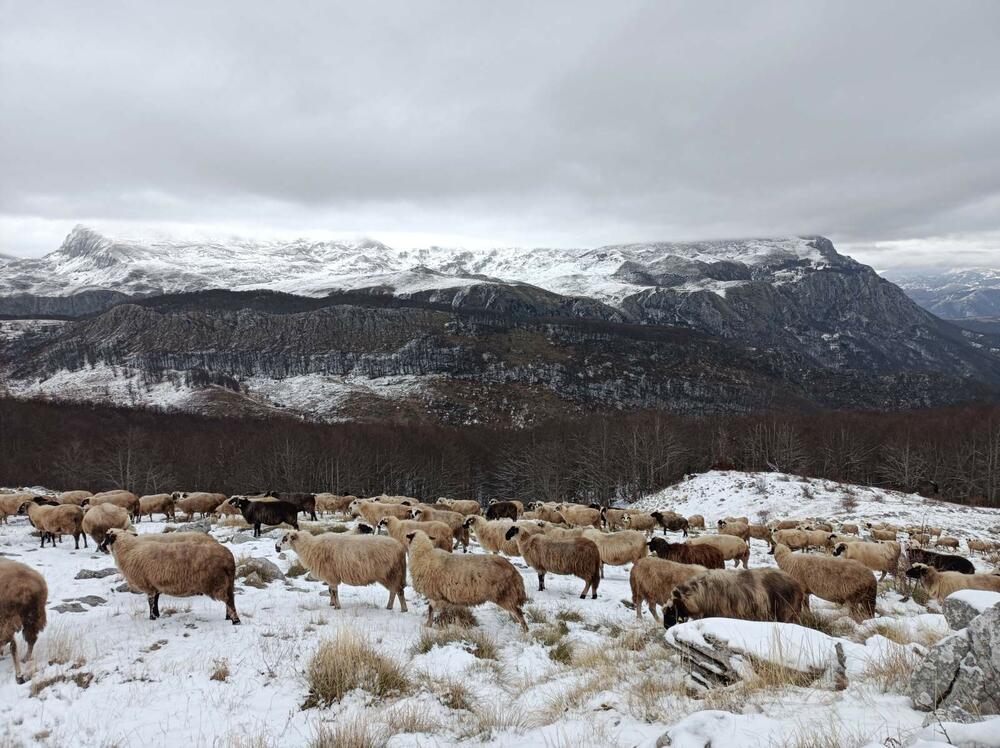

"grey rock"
[166,518,213,534]
[74,568,118,580]
[236,557,284,584]
[241,571,266,589]
[919,705,980,727]
[943,592,1000,630]
[907,605,1000,715]
[52,603,87,613]
[229,532,255,545]
[116,582,141,594]
[62,595,106,607]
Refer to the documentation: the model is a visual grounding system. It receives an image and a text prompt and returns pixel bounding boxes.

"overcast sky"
[2,1,999,269]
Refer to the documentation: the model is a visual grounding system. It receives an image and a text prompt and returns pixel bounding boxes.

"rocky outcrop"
[907,601,1000,715]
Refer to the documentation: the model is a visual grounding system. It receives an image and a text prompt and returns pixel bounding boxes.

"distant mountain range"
[885,267,1000,320]
[0,227,997,424]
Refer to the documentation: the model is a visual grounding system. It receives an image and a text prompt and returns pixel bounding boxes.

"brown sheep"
[688,534,750,568]
[906,563,1000,604]
[840,523,860,536]
[405,530,527,630]
[506,526,601,599]
[833,541,901,581]
[100,529,239,624]
[717,520,751,542]
[17,500,87,549]
[935,537,960,550]
[57,490,93,506]
[172,492,227,519]
[380,515,453,552]
[771,519,802,531]
[870,528,897,542]
[82,503,133,545]
[1,493,40,524]
[622,512,658,536]
[687,514,705,530]
[537,521,585,539]
[315,493,357,517]
[463,516,542,555]
[411,507,470,552]
[771,528,809,552]
[350,499,413,526]
[557,504,603,529]
[582,529,648,577]
[436,498,482,516]
[647,538,725,569]
[722,515,749,525]
[772,543,877,619]
[277,530,407,612]
[88,490,140,519]
[663,568,805,628]
[0,559,48,683]
[967,538,995,555]
[138,494,176,522]
[629,557,705,620]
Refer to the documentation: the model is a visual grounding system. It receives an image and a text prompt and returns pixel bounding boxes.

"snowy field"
[2,471,999,748]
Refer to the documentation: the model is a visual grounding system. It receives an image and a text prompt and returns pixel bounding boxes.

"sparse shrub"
[525,605,549,624]
[532,620,569,646]
[427,675,475,712]
[303,629,410,707]
[862,646,921,692]
[797,609,838,637]
[381,702,443,735]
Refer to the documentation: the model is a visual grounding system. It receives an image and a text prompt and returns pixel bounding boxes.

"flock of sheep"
[2,488,1000,687]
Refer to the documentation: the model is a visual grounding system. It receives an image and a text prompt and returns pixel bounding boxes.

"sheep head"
[504,526,521,541]
[98,528,126,554]
[905,563,931,580]
[275,531,299,553]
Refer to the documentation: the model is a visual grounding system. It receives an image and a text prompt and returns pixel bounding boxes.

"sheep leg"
[329,584,341,609]
[225,592,240,625]
[580,579,590,598]
[147,593,159,620]
[81,533,88,548]
[253,522,261,538]
[9,637,24,684]
[600,563,605,580]
[537,572,546,592]
[425,603,435,627]
[395,587,407,613]
[508,605,528,632]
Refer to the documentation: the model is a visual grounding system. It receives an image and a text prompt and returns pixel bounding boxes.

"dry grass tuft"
[554,608,584,623]
[796,609,839,637]
[413,626,498,660]
[29,670,94,697]
[42,623,88,667]
[310,722,386,748]
[210,658,230,682]
[549,639,573,664]
[525,605,550,624]
[532,620,569,647]
[381,701,444,734]
[433,604,479,627]
[461,702,535,740]
[303,629,411,707]
[861,645,921,692]
[425,674,476,712]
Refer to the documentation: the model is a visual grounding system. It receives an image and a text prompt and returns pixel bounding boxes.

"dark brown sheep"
[648,537,725,569]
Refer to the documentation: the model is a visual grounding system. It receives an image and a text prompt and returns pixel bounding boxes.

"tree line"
[0,398,998,507]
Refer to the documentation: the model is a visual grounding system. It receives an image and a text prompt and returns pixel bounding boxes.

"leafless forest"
[1,399,997,507]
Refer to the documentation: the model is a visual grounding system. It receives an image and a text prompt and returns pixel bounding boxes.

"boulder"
[166,518,213,534]
[74,568,118,580]
[943,590,1000,630]
[235,557,284,584]
[907,604,1000,715]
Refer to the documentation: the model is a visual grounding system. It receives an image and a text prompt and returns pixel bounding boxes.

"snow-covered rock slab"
[943,589,1000,630]
[665,618,910,689]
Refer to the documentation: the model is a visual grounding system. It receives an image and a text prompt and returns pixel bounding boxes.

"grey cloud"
[1,0,999,267]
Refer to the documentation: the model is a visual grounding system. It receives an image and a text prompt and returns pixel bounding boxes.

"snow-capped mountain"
[0,226,851,303]
[2,227,998,424]
[885,267,1000,319]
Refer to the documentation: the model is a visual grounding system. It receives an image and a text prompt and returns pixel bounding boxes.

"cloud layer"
[2,1,999,267]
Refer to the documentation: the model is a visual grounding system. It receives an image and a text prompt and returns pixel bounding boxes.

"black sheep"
[230,497,300,537]
[486,501,519,521]
[907,546,975,575]
[266,491,318,521]
[651,511,690,537]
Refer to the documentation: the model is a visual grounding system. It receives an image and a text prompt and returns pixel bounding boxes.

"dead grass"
[303,629,411,707]
[525,605,550,624]
[861,645,921,692]
[460,702,535,740]
[413,625,498,660]
[41,623,88,667]
[310,722,387,748]
[796,609,839,637]
[29,670,94,697]
[210,658,230,682]
[549,639,573,664]
[433,604,479,627]
[381,701,444,734]
[424,674,476,712]
[532,620,569,646]
[554,608,584,623]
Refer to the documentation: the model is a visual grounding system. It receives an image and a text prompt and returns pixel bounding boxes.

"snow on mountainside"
[886,267,1000,319]
[0,226,852,304]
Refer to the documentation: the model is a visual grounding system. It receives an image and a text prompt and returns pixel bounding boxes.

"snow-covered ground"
[2,471,998,747]
[2,364,435,421]
[635,470,1000,545]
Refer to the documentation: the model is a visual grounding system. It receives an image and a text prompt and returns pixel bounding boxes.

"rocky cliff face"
[1,229,998,423]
